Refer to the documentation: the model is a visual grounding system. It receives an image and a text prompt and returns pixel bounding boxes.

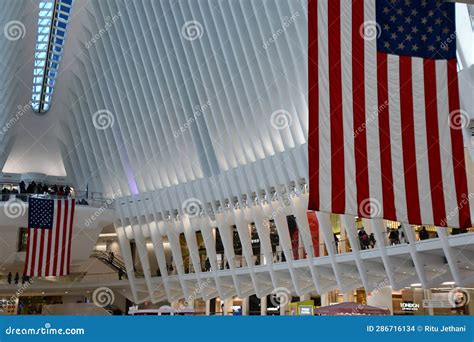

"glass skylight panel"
[31,0,73,113]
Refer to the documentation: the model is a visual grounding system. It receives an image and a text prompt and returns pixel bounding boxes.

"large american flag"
[308,0,472,228]
[23,197,75,277]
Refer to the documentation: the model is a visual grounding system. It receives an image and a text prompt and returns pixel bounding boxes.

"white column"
[280,302,287,316]
[423,289,434,316]
[242,297,249,316]
[223,298,233,316]
[205,300,211,316]
[340,223,347,253]
[321,293,329,306]
[260,296,267,316]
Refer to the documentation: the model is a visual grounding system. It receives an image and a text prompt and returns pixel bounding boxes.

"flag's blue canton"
[28,197,54,229]
[376,0,456,60]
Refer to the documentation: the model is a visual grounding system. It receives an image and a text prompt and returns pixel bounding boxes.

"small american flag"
[23,197,75,277]
[308,0,472,228]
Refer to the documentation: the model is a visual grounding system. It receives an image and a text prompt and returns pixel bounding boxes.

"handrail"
[91,250,144,278]
[1,193,115,209]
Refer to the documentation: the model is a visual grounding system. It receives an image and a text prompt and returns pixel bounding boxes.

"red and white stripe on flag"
[308,0,473,228]
[23,198,75,277]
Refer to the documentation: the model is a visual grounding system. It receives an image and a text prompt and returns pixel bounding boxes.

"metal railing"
[1,192,115,209]
[91,250,143,278]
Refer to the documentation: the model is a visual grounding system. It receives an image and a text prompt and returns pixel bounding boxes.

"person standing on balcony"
[14,272,19,284]
[19,181,25,194]
[388,228,399,245]
[369,233,376,249]
[419,226,429,240]
[7,272,12,284]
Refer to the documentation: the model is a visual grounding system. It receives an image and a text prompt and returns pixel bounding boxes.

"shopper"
[358,228,368,250]
[369,233,376,249]
[419,226,429,240]
[398,225,406,244]
[333,233,339,253]
[388,228,399,245]
[14,272,19,284]
[7,272,12,284]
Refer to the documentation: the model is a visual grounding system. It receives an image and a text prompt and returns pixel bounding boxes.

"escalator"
[91,250,143,278]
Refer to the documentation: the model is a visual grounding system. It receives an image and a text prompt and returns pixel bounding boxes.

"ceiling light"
[410,283,422,287]
[441,281,455,285]
[99,233,118,238]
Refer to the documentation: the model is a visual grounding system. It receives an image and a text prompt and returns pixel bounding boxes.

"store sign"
[298,305,314,316]
[0,298,18,315]
[400,302,419,311]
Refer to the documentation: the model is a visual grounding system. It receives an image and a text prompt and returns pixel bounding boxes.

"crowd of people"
[357,228,376,249]
[0,181,87,203]
[6,272,31,285]
[18,181,73,197]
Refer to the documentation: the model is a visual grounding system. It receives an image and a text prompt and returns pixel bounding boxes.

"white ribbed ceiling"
[0,0,308,198]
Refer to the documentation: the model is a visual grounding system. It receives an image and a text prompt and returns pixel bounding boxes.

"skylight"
[31,0,73,113]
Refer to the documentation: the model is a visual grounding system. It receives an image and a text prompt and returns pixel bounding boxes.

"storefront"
[323,286,472,316]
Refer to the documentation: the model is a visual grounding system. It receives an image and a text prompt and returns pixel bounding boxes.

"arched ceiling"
[0,0,308,198]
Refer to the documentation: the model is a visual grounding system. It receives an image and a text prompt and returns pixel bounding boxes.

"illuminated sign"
[400,302,419,311]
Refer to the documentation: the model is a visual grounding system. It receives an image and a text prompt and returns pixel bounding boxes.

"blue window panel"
[32,0,73,113]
